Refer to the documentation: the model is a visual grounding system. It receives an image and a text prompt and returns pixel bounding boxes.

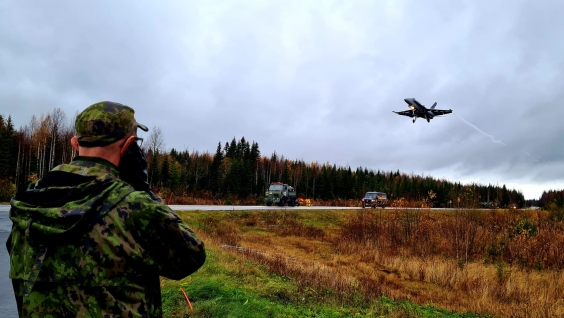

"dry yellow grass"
[184,208,564,317]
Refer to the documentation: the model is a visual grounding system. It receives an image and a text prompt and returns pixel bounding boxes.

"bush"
[225,195,234,205]
[549,208,564,222]
[509,217,538,238]
[0,178,16,202]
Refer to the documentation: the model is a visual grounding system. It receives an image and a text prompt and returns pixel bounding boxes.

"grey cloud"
[1,0,563,199]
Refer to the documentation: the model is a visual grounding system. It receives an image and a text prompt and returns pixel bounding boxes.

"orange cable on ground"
[180,288,193,311]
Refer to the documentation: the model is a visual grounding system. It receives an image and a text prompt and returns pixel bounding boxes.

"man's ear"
[120,136,136,157]
[71,136,79,152]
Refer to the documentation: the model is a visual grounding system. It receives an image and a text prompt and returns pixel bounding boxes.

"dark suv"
[362,192,387,208]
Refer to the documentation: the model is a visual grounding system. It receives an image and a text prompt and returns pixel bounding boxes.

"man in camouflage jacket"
[7,101,206,317]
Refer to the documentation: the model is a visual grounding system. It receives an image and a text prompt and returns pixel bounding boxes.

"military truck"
[264,182,299,207]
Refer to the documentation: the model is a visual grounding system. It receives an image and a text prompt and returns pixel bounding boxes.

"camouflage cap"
[75,101,149,147]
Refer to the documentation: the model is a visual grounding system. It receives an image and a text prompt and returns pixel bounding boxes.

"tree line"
[539,190,564,207]
[0,108,526,207]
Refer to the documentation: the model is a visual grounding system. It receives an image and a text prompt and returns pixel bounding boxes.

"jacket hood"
[9,157,129,246]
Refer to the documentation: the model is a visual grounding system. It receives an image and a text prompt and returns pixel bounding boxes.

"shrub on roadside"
[0,178,16,202]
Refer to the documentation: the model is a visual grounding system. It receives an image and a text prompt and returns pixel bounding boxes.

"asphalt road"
[168,204,362,210]
[0,205,16,318]
[167,205,460,211]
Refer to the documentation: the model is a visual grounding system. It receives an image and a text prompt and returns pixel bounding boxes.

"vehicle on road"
[265,182,299,207]
[362,191,387,208]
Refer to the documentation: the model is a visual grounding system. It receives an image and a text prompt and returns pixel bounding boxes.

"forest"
[0,108,529,207]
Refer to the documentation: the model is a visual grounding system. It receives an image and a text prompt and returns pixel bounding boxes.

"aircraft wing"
[393,110,414,117]
[430,109,452,116]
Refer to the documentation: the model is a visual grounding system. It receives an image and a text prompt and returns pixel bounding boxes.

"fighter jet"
[394,98,452,123]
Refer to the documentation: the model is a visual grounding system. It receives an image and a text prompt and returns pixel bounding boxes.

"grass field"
[163,208,564,317]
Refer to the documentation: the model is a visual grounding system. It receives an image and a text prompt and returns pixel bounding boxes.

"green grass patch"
[162,246,490,317]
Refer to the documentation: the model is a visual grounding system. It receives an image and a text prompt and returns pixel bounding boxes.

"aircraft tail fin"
[431,102,437,109]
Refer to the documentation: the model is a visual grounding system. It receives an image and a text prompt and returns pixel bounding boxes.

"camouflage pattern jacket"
[7,157,206,317]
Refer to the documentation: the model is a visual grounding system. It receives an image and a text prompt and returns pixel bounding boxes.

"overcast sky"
[1,0,563,200]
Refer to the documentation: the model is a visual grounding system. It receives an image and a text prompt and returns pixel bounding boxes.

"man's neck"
[77,148,121,167]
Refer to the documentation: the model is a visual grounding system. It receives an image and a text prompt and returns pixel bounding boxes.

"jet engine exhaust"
[453,112,506,146]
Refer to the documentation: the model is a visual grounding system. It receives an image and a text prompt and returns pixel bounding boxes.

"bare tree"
[145,126,165,155]
[145,126,165,187]
[48,108,66,169]
[192,151,211,190]
[68,110,80,159]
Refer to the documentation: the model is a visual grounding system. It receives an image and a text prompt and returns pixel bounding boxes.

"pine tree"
[161,155,170,188]
[210,142,223,195]
[7,116,17,180]
[250,141,261,194]
[168,159,181,191]
[226,137,237,158]
[501,185,510,208]
[149,151,161,188]
[225,159,243,195]
[0,115,9,179]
